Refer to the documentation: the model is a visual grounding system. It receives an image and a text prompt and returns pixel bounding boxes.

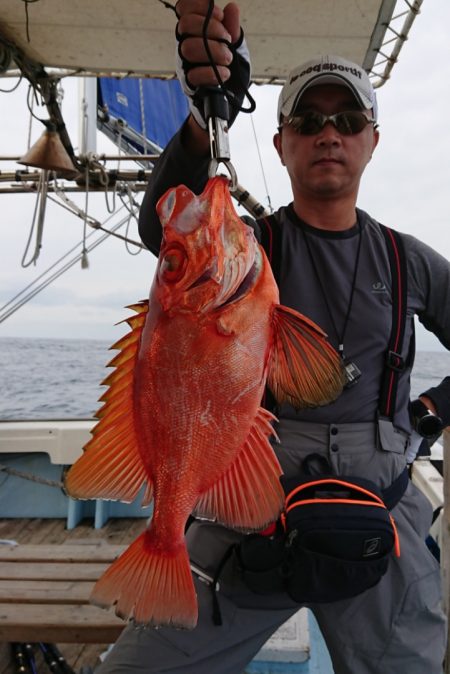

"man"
[97,1,450,672]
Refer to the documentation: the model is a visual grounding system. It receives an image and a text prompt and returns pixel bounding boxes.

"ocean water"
[0,336,449,420]
[0,336,110,419]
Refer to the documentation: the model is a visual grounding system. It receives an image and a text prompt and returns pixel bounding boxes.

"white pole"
[78,78,97,154]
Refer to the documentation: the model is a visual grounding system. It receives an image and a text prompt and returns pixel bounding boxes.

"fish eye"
[160,247,187,282]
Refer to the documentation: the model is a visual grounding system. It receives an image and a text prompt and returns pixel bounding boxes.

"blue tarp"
[98,78,189,151]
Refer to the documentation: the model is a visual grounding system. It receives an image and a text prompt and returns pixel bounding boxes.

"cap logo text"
[290,63,363,85]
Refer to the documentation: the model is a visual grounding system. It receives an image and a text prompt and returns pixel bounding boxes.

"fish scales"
[65,176,345,628]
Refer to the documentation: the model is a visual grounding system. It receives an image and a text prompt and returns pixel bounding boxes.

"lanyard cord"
[301,221,363,359]
[200,0,256,115]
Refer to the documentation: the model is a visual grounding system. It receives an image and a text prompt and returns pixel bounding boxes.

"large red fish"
[65,176,345,628]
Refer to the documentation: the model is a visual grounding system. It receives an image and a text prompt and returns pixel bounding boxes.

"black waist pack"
[238,468,408,604]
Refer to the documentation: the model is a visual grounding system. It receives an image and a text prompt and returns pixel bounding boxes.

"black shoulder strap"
[257,214,282,413]
[257,214,283,286]
[378,224,408,420]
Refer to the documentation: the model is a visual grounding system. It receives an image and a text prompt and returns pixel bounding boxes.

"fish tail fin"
[91,530,197,629]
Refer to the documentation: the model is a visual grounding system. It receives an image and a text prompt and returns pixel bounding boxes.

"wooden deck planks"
[0,543,127,642]
[0,604,125,643]
[0,517,147,672]
[0,561,110,581]
[0,544,125,562]
[0,579,95,604]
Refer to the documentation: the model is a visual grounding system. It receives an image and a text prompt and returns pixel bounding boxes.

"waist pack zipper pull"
[389,514,401,557]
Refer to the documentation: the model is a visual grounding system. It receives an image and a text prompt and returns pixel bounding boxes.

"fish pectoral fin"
[268,304,346,409]
[193,407,284,531]
[65,300,153,506]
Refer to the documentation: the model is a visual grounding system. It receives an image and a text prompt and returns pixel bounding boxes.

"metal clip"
[208,115,230,163]
[208,157,238,191]
[202,87,238,190]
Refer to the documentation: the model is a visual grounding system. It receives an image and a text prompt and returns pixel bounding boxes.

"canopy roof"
[0,0,422,86]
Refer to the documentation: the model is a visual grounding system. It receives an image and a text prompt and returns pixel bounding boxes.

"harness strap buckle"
[386,350,404,372]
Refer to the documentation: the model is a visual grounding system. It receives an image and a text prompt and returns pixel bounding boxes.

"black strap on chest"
[257,216,408,420]
[378,224,408,420]
[257,214,282,413]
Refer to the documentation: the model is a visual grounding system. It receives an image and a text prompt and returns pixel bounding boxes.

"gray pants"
[96,421,446,674]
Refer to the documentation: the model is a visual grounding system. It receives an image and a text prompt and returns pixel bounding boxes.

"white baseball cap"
[277,55,378,124]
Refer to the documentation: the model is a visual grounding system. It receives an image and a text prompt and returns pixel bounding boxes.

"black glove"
[175,27,251,130]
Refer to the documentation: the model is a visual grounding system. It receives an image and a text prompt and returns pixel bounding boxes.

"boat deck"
[0,517,147,674]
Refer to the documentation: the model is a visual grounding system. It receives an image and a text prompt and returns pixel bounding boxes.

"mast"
[78,78,97,155]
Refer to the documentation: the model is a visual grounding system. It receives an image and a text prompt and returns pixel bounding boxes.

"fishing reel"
[410,398,444,440]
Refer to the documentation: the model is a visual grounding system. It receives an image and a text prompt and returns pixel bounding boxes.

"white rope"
[53,176,102,229]
[120,183,143,256]
[0,209,136,324]
[81,163,90,268]
[250,115,273,213]
[21,169,49,267]
[51,179,144,248]
[0,203,125,315]
[26,84,34,150]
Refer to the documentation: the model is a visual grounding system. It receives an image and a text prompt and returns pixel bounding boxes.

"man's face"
[273,84,379,203]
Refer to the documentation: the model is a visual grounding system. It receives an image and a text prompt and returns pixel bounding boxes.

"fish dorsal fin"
[268,305,346,409]
[193,408,283,531]
[65,301,153,506]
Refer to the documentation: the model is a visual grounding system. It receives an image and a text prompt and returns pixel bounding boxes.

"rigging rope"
[26,83,34,150]
[81,164,90,268]
[249,114,273,213]
[0,75,23,94]
[21,0,40,43]
[21,170,49,267]
[0,462,64,489]
[50,183,144,248]
[120,185,143,256]
[0,208,142,324]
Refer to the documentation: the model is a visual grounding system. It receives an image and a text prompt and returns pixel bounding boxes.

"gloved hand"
[175,0,251,129]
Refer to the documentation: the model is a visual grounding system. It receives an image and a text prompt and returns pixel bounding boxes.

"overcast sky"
[0,0,449,352]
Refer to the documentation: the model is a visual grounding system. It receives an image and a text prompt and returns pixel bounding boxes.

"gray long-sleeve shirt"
[139,123,450,434]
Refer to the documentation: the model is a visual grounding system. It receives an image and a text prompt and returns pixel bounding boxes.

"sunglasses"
[282,110,378,136]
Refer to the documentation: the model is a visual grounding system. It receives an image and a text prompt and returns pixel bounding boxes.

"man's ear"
[367,128,380,162]
[273,132,285,166]
[372,128,380,154]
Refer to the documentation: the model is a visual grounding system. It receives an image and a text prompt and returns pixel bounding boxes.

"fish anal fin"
[65,301,151,504]
[194,408,283,531]
[268,305,346,409]
[91,530,197,628]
